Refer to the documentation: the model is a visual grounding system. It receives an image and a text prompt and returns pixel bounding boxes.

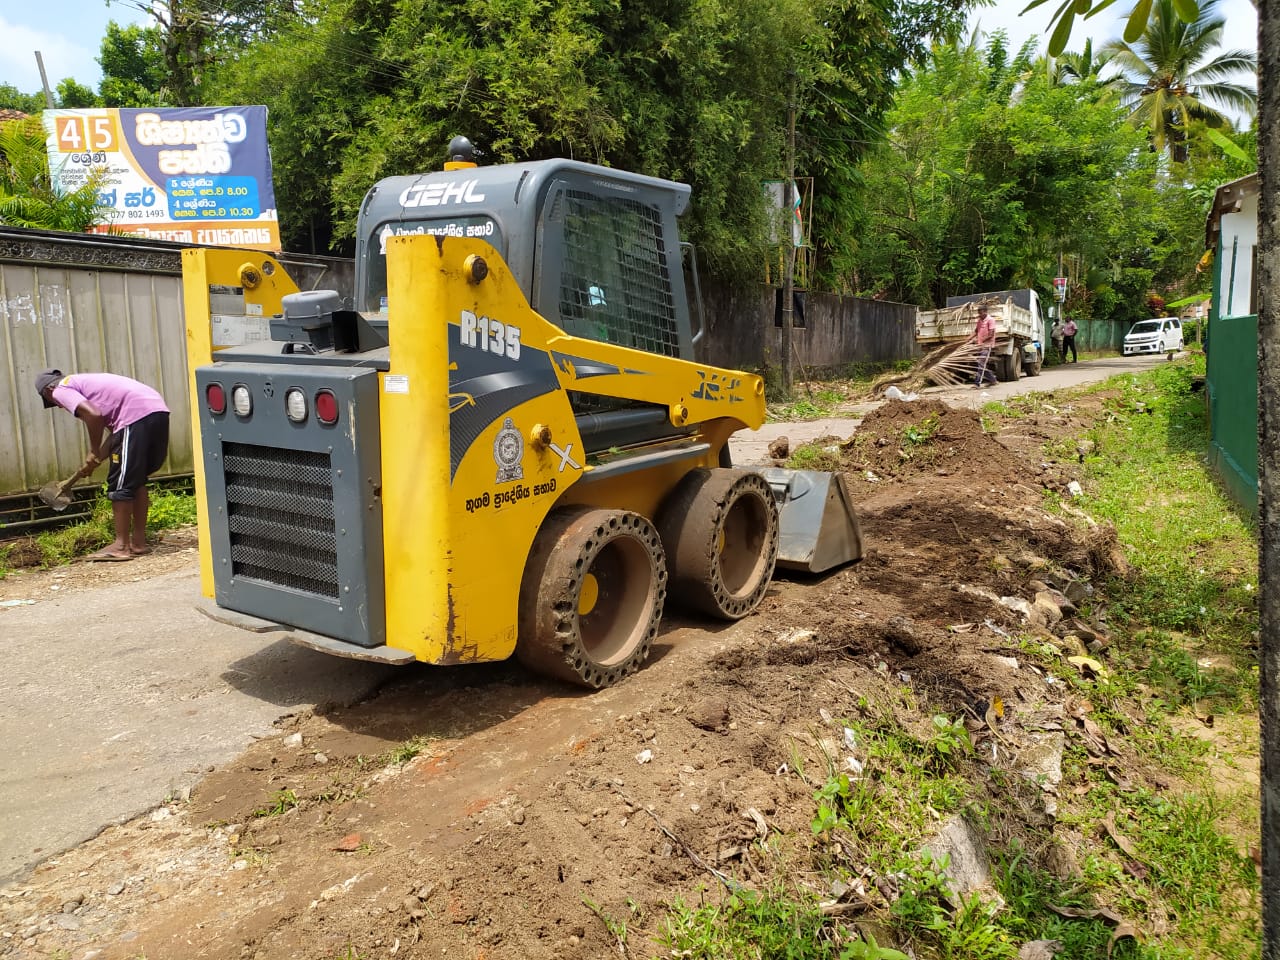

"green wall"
[1205,231,1259,516]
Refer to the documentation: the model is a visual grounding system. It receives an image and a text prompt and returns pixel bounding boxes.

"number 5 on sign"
[53,113,119,153]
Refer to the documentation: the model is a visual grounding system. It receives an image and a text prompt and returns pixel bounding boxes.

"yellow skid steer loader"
[183,138,861,687]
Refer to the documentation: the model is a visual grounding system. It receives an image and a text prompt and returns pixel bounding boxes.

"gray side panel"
[195,364,385,647]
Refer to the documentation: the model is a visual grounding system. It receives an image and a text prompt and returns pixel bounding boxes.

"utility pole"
[781,78,797,394]
[34,52,55,108]
[1257,0,1278,954]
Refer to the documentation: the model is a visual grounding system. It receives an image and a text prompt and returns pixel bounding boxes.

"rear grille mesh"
[222,442,338,598]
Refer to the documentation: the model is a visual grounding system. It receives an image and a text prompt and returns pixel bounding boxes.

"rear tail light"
[231,384,253,418]
[315,389,339,425]
[285,387,308,423]
[206,382,226,415]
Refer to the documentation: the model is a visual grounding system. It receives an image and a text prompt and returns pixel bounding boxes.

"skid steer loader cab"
[186,142,862,686]
[355,158,697,361]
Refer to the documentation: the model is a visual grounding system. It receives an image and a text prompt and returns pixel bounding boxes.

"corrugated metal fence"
[0,228,351,497]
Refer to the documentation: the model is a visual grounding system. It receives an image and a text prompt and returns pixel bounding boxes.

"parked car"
[1123,317,1184,357]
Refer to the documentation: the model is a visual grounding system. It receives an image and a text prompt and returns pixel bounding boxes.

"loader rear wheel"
[517,508,667,688]
[658,469,779,620]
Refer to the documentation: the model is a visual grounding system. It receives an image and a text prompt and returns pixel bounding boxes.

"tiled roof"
[0,108,32,123]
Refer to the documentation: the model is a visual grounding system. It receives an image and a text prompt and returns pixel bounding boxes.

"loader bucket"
[754,468,864,573]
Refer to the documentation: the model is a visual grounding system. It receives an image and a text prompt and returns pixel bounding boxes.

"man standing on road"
[972,305,998,388]
[1050,318,1065,362]
[36,369,170,561]
[1062,317,1079,363]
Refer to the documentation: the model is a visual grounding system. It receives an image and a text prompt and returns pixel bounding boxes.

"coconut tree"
[1048,38,1118,87]
[1103,0,1256,163]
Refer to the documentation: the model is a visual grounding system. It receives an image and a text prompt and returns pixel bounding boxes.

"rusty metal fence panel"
[0,227,353,498]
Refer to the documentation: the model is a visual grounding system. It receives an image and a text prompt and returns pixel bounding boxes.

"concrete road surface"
[0,569,398,883]
[729,353,1176,463]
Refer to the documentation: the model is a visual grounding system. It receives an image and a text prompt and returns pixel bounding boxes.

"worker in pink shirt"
[35,369,170,561]
[972,305,998,389]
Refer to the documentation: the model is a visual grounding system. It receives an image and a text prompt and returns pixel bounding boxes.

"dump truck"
[915,288,1046,381]
[181,138,862,687]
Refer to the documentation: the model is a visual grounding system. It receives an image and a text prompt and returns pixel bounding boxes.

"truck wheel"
[517,508,667,688]
[658,469,779,620]
[1001,350,1021,382]
[1025,348,1043,377]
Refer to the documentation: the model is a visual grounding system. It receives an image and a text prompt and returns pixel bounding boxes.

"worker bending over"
[36,369,170,561]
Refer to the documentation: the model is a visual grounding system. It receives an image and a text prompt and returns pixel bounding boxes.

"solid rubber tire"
[516,508,666,688]
[657,468,779,620]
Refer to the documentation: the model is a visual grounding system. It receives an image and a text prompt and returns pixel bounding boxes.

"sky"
[965,0,1258,66]
[0,0,1260,98]
[0,0,150,95]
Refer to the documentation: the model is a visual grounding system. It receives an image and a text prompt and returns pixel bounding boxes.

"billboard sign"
[1054,276,1068,301]
[43,107,281,251]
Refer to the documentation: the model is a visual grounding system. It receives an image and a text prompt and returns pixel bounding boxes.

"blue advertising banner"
[43,106,281,251]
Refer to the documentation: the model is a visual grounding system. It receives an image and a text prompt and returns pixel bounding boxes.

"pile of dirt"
[1,394,1150,960]
[841,398,1031,484]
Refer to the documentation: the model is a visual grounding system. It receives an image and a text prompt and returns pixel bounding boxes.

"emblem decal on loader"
[494,418,524,483]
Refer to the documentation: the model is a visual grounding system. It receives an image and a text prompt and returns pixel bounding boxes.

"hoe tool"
[38,443,107,512]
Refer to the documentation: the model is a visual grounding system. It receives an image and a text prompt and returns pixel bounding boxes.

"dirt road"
[0,355,1164,959]
[0,353,1158,888]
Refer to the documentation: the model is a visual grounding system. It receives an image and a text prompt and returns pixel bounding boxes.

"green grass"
[667,357,1258,960]
[764,361,913,412]
[786,442,843,472]
[661,887,909,959]
[3,486,198,573]
[382,735,437,766]
[769,387,849,421]
[809,714,974,873]
[900,413,941,451]
[1073,360,1256,642]
[253,788,300,818]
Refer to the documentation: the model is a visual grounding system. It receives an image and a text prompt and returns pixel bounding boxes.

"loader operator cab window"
[545,187,683,358]
[359,216,503,315]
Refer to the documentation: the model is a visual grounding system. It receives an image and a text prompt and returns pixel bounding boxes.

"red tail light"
[206,382,226,415]
[315,389,339,425]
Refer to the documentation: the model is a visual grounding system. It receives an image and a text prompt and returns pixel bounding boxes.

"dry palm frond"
[873,337,1011,394]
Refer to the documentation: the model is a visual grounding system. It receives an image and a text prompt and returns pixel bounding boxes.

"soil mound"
[842,398,1029,483]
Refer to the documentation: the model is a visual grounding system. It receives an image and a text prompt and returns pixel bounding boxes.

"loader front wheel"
[517,508,667,688]
[658,469,779,620]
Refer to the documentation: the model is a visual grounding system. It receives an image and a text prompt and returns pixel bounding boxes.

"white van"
[1123,317,1184,357]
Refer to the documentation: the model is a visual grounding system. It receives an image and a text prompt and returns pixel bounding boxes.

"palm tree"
[1103,0,1257,163]
[1049,39,1117,86]
[0,117,109,232]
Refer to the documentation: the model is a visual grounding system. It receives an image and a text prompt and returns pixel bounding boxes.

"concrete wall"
[0,227,351,497]
[699,283,917,374]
